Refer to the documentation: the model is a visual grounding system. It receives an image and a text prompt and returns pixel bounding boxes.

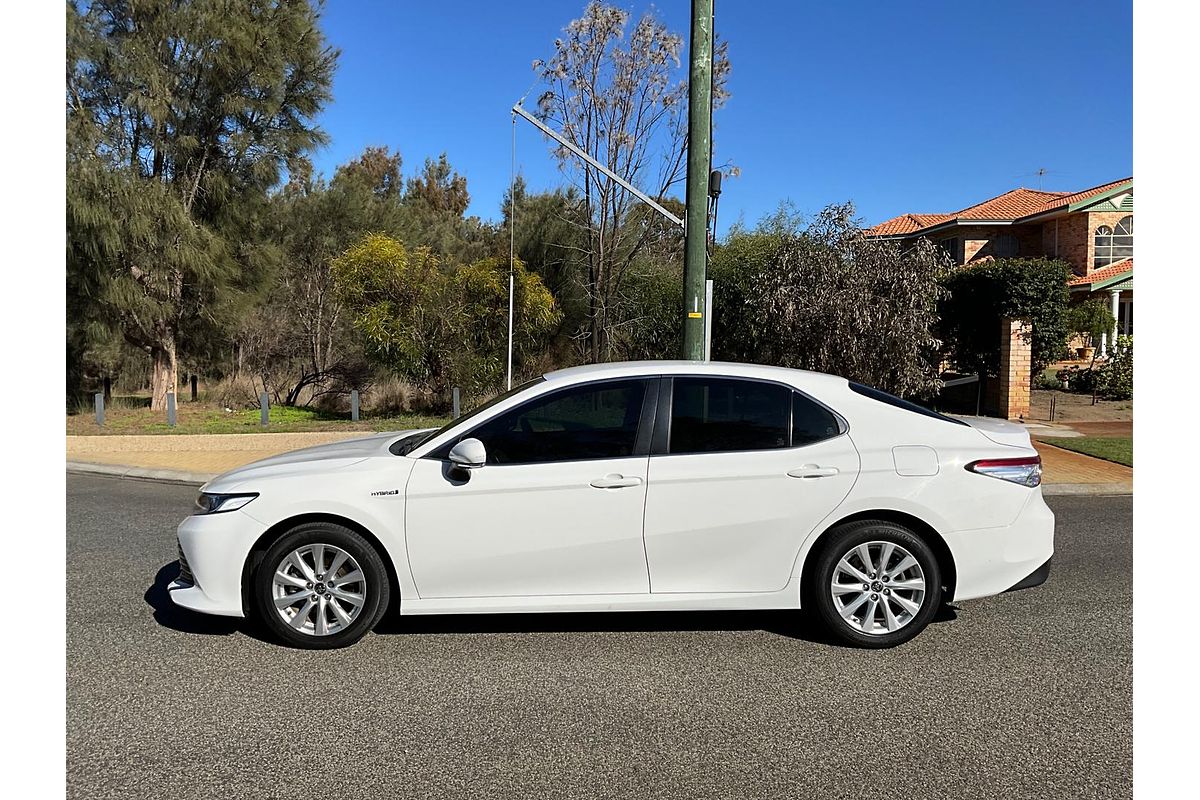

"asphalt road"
[66,474,1132,800]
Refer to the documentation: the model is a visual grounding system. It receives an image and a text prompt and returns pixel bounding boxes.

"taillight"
[966,455,1042,487]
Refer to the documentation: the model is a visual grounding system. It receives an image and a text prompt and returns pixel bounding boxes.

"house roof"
[953,188,1070,219]
[1024,178,1132,216]
[1068,258,1133,289]
[866,177,1133,237]
[867,213,954,236]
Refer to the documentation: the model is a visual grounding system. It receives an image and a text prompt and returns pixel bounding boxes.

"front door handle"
[590,474,644,489]
[788,465,840,479]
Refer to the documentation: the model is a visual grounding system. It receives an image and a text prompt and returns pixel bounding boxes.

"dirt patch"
[1029,389,1132,423]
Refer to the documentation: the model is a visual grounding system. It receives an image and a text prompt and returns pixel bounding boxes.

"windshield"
[390,378,545,456]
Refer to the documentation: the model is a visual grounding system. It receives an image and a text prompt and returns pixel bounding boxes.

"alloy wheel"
[271,543,367,636]
[829,540,927,635]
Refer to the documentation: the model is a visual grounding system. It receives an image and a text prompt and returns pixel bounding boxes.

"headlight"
[194,492,259,515]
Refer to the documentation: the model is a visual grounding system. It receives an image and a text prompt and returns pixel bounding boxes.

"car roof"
[542,360,849,390]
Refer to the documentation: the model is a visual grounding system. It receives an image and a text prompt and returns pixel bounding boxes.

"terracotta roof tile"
[1028,178,1132,216]
[954,188,1069,219]
[1068,258,1133,286]
[866,177,1132,237]
[866,213,953,236]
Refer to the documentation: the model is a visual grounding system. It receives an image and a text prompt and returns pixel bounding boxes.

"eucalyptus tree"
[66,0,337,409]
[532,1,730,362]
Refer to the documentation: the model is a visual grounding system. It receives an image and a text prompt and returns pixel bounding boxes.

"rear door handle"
[788,465,840,479]
[590,474,644,489]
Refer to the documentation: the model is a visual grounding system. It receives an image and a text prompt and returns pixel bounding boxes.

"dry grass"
[67,399,448,436]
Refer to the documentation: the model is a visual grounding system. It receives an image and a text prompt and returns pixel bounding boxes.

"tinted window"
[457,380,647,465]
[848,382,967,426]
[792,391,842,445]
[670,378,790,454]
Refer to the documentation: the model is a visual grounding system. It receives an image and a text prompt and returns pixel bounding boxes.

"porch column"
[1109,289,1121,351]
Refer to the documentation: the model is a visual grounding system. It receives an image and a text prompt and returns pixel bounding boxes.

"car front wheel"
[253,522,389,649]
[810,520,942,648]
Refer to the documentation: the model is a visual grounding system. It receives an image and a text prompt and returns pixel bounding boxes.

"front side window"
[447,380,647,465]
[1094,215,1132,269]
[670,378,791,454]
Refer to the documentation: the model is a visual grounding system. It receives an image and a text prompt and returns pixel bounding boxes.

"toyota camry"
[171,361,1054,649]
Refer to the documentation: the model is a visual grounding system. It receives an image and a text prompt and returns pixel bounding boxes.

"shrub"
[1095,335,1133,399]
[1035,370,1064,391]
[939,258,1072,378]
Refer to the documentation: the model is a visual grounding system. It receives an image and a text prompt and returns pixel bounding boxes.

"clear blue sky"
[311,0,1132,234]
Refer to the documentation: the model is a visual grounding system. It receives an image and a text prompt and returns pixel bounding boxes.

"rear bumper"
[944,488,1055,602]
[1004,556,1052,593]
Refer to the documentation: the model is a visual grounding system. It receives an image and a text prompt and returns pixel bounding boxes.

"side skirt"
[399,578,801,615]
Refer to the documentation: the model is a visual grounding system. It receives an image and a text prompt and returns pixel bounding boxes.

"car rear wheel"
[253,522,389,649]
[810,520,942,648]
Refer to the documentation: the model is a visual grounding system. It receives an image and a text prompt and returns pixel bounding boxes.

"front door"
[404,378,655,598]
[642,376,860,594]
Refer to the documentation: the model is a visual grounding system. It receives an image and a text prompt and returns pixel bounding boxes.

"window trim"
[422,376,659,466]
[651,375,848,457]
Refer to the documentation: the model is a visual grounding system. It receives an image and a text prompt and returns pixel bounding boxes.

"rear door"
[642,376,860,594]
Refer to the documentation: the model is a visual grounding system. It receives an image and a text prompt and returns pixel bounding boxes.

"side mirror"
[448,438,487,469]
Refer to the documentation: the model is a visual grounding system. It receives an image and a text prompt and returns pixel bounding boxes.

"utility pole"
[682,0,714,360]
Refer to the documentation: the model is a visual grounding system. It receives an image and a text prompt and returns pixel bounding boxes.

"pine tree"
[67,0,337,408]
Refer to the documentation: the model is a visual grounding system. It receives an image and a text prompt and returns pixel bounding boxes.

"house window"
[992,234,1019,258]
[938,237,961,263]
[1094,216,1132,269]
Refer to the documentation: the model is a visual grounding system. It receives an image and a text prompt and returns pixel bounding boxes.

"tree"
[395,153,493,264]
[242,146,404,406]
[532,1,730,362]
[67,0,337,409]
[710,204,950,398]
[939,258,1072,378]
[1065,298,1116,364]
[331,234,561,401]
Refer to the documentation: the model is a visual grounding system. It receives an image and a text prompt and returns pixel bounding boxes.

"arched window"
[1094,215,1132,269]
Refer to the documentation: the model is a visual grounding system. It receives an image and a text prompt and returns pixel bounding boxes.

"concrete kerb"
[67,461,213,486]
[1041,482,1132,497]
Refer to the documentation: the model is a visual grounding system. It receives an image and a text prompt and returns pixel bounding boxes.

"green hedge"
[939,258,1071,377]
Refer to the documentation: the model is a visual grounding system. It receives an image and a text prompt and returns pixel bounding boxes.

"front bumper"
[169,509,265,617]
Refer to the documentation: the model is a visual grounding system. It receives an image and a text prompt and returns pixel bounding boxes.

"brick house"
[865,177,1133,356]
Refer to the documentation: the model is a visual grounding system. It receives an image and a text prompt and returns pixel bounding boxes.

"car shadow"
[144,562,244,637]
[147,560,960,647]
[377,603,961,647]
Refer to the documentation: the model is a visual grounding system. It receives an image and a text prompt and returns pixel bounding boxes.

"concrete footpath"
[66,431,1131,495]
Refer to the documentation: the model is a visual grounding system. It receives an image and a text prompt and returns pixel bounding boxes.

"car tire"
[253,522,390,650]
[809,520,942,649]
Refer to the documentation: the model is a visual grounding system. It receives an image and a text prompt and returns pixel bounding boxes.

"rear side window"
[792,391,842,445]
[670,378,790,454]
[848,382,967,426]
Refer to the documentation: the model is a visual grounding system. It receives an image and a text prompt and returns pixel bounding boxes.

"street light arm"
[511,103,685,229]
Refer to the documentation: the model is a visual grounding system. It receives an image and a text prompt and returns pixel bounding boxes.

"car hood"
[956,416,1034,449]
[201,429,433,492]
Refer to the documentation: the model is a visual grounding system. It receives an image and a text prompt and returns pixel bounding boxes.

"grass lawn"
[1046,436,1133,467]
[67,401,449,436]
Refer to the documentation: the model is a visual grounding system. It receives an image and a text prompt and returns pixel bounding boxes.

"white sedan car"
[171,361,1053,649]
